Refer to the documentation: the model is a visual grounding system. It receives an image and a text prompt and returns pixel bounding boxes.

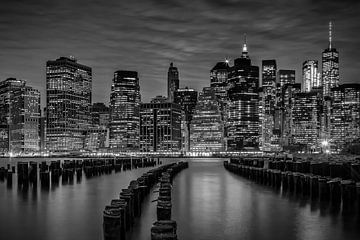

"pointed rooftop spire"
[242,33,248,53]
[329,21,333,49]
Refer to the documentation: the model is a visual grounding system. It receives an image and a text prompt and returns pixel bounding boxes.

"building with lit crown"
[302,60,321,92]
[167,62,179,102]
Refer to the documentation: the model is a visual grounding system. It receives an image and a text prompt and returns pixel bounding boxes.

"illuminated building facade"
[46,57,92,152]
[291,90,322,152]
[210,61,230,107]
[280,83,301,147]
[226,38,260,150]
[302,60,321,92]
[261,59,278,151]
[278,70,295,87]
[322,21,339,97]
[140,102,182,152]
[109,70,140,151]
[0,78,26,153]
[167,62,179,102]
[9,86,41,154]
[190,87,224,152]
[331,84,360,152]
[91,102,110,127]
[174,88,198,151]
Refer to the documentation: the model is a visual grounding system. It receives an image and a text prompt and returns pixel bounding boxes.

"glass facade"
[9,86,41,154]
[302,60,321,92]
[190,87,224,152]
[109,70,140,151]
[140,102,182,152]
[46,57,92,152]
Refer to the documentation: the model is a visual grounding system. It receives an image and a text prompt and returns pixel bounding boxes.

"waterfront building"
[174,88,198,151]
[291,90,322,152]
[190,87,224,152]
[226,38,260,150]
[278,70,295,87]
[302,60,321,92]
[9,86,41,154]
[167,62,179,102]
[109,70,141,151]
[46,57,92,152]
[0,78,26,153]
[261,59,278,151]
[210,60,230,106]
[331,84,360,152]
[85,127,109,151]
[140,102,182,152]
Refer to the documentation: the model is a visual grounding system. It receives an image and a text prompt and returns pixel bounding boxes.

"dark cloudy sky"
[0,0,359,106]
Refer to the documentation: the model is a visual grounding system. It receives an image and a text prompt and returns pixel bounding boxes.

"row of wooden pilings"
[224,158,360,214]
[103,161,188,240]
[0,158,159,188]
[151,161,188,240]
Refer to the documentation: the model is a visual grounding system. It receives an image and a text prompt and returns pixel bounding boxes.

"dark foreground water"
[1,158,360,240]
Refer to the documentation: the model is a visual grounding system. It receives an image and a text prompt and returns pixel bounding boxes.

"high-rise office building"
[86,102,110,151]
[302,60,321,92]
[210,61,230,103]
[292,90,322,152]
[190,87,224,152]
[9,86,41,154]
[226,37,260,150]
[280,83,301,147]
[278,70,295,87]
[331,84,360,152]
[174,88,198,151]
[140,102,182,152]
[322,21,339,97]
[151,95,168,104]
[0,78,26,153]
[261,59,278,151]
[167,62,179,102]
[46,57,92,152]
[109,70,141,151]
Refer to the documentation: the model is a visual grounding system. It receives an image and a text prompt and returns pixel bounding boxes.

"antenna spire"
[242,33,248,53]
[329,21,332,49]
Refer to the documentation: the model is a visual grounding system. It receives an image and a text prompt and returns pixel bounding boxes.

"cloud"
[0,0,359,106]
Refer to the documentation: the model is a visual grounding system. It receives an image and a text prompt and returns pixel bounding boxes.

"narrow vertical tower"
[322,21,339,97]
[167,62,179,102]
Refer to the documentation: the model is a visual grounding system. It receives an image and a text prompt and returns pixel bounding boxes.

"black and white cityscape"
[1,1,360,240]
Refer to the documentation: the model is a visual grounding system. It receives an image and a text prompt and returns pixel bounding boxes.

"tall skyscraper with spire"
[167,62,179,102]
[227,35,260,150]
[322,21,339,97]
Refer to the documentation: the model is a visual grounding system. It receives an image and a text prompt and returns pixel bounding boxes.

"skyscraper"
[261,59,278,151]
[302,60,321,92]
[227,37,260,151]
[0,78,26,153]
[174,87,198,151]
[109,70,141,151]
[140,102,182,152]
[331,84,360,152]
[91,103,110,127]
[190,87,224,152]
[292,90,322,152]
[167,62,179,102]
[46,57,92,152]
[9,86,41,154]
[278,70,295,87]
[322,21,339,97]
[210,61,230,104]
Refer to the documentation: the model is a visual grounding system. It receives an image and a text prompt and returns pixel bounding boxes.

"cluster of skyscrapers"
[0,22,358,156]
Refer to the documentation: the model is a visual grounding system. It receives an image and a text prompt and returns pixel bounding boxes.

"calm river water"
[1,158,360,240]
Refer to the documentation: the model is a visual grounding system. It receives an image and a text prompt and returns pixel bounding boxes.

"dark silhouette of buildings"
[167,62,179,102]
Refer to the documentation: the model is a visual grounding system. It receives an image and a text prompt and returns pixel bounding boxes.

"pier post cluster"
[151,162,188,240]
[0,158,158,188]
[103,161,188,240]
[224,158,360,214]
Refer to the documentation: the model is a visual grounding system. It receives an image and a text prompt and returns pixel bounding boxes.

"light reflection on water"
[0,158,360,240]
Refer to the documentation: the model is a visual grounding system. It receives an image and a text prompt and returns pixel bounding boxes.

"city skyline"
[0,1,359,106]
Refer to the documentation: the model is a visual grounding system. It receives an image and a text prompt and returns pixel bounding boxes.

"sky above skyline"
[0,0,359,107]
